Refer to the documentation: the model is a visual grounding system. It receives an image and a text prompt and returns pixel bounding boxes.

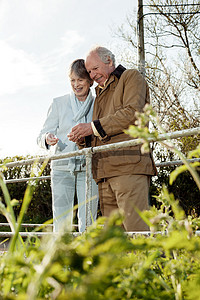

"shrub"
[0,105,199,299]
[0,156,52,225]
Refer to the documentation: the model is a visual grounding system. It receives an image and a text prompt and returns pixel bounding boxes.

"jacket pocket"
[103,146,142,167]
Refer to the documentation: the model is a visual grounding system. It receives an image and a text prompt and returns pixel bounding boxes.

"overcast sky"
[0,0,137,159]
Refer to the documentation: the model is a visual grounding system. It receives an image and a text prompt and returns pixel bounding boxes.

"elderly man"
[68,46,156,231]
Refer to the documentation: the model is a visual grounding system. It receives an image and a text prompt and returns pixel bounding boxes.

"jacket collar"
[95,65,126,96]
[111,64,126,79]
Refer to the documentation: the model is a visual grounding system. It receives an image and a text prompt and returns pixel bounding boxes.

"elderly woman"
[37,59,98,232]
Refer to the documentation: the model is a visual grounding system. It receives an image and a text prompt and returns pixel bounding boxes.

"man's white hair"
[87,45,115,66]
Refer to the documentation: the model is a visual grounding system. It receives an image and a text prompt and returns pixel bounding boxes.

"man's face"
[85,52,115,87]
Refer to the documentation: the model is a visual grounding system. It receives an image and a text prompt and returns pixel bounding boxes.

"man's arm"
[98,70,149,137]
[68,70,149,143]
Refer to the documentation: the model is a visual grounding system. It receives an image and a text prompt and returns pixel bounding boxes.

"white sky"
[0,0,137,159]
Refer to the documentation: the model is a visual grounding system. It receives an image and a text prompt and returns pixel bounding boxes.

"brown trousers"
[98,174,150,232]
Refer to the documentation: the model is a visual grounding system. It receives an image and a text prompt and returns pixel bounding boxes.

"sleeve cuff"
[93,120,110,142]
[91,121,100,137]
[45,133,50,149]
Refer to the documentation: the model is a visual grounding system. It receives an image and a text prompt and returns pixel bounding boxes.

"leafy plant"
[0,156,52,225]
[0,107,200,299]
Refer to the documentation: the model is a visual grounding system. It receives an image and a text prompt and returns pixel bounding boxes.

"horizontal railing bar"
[0,232,52,237]
[0,223,78,228]
[0,231,81,238]
[0,230,199,238]
[126,230,200,236]
[1,157,50,169]
[156,158,200,167]
[5,176,51,184]
[0,223,52,227]
[91,127,200,154]
[3,158,200,184]
[1,127,199,169]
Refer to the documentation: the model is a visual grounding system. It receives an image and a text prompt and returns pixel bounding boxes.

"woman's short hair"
[69,59,92,84]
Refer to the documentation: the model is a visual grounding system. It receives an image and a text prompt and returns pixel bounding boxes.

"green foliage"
[1,193,200,299]
[151,166,200,217]
[126,104,200,215]
[0,107,200,299]
[149,146,200,216]
[167,108,200,156]
[0,156,52,225]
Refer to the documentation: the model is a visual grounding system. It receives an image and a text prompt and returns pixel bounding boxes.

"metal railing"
[3,157,200,184]
[0,127,200,237]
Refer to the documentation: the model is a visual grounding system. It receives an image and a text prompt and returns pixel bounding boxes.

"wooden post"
[137,0,145,76]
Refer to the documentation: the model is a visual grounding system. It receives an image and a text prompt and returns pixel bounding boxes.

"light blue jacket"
[37,91,94,171]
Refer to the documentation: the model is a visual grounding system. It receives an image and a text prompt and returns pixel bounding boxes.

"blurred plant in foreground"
[0,106,200,299]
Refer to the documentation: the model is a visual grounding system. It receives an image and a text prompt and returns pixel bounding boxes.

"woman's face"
[70,71,91,101]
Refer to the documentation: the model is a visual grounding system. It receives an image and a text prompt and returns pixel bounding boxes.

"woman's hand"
[46,133,59,146]
[67,123,92,143]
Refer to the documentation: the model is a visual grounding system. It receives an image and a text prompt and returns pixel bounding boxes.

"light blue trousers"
[51,169,98,232]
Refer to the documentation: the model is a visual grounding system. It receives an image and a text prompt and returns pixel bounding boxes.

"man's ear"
[108,57,113,67]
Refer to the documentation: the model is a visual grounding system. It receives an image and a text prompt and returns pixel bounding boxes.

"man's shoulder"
[123,68,140,76]
[121,68,144,81]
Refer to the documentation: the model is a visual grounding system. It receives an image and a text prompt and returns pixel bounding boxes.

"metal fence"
[0,127,200,238]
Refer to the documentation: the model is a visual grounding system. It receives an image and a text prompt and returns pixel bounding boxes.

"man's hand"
[46,133,59,146]
[68,123,93,143]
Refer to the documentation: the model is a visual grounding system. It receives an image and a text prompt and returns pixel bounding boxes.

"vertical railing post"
[85,150,93,229]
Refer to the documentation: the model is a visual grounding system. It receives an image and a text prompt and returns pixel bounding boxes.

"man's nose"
[90,70,96,80]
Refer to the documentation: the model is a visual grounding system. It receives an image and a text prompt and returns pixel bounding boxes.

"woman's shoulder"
[51,94,72,109]
[53,94,70,103]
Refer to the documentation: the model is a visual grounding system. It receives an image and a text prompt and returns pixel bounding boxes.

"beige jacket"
[90,65,157,182]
